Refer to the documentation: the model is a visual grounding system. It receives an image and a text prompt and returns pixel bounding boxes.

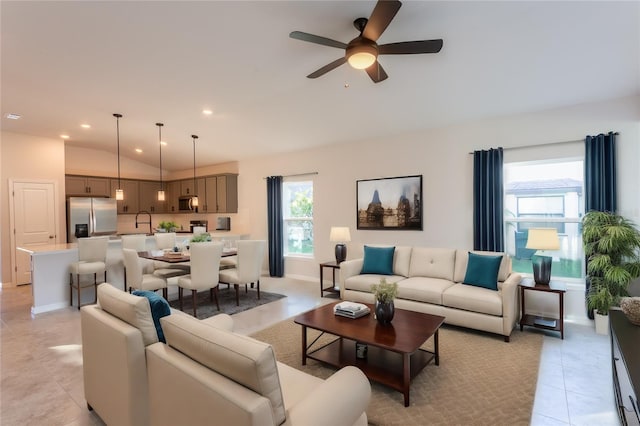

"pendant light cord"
[113,113,122,188]
[192,134,198,194]
[157,123,163,191]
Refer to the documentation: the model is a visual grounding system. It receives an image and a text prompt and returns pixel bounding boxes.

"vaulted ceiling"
[2,1,638,171]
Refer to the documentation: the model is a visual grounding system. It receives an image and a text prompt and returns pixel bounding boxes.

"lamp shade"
[330,227,351,243]
[526,228,560,250]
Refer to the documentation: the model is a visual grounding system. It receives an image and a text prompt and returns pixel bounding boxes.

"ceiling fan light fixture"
[346,41,378,69]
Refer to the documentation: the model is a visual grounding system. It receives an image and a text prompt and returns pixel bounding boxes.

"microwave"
[178,196,197,212]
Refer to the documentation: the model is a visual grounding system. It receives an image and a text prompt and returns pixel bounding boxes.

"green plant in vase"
[583,211,640,332]
[190,232,211,243]
[371,278,398,325]
[157,221,178,232]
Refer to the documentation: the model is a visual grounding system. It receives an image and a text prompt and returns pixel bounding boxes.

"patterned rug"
[252,320,542,426]
[168,286,286,319]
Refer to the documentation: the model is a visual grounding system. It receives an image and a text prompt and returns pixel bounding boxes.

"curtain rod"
[468,138,583,155]
[263,172,318,179]
[468,132,620,155]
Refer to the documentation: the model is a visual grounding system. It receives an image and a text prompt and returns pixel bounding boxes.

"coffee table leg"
[301,325,307,366]
[434,329,439,366]
[319,265,324,297]
[403,352,410,407]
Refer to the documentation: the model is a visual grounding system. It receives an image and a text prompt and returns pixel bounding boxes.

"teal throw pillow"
[361,246,395,275]
[463,252,503,291]
[132,290,171,343]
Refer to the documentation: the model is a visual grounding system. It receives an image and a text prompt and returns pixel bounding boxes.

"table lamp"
[525,228,560,285]
[330,227,351,263]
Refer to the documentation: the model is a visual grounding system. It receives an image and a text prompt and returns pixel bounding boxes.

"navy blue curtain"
[473,148,504,252]
[584,132,617,318]
[267,176,284,277]
[585,132,617,213]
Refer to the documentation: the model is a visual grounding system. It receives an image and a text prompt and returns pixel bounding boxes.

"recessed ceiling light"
[202,109,213,115]
[60,134,70,139]
[135,148,143,153]
[5,113,21,120]
[80,123,91,129]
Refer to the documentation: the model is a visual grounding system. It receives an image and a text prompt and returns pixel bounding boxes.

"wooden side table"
[319,261,340,297]
[519,278,567,339]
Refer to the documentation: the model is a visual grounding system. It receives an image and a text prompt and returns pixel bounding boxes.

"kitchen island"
[18,233,246,314]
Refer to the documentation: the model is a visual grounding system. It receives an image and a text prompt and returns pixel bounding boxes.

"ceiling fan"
[290,0,443,83]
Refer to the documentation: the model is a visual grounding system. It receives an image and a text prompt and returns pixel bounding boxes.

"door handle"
[49,235,54,239]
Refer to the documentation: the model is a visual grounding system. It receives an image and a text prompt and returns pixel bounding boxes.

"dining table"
[138,248,238,268]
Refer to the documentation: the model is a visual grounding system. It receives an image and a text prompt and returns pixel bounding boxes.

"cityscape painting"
[356,175,423,230]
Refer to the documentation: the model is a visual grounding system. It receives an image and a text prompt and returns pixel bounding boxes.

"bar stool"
[69,236,109,309]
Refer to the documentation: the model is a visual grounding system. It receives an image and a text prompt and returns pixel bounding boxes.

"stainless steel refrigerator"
[67,197,118,242]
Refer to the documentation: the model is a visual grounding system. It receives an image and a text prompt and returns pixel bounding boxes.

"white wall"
[237,95,639,321]
[1,132,67,285]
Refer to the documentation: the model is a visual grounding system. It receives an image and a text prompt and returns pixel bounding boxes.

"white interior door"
[12,181,57,285]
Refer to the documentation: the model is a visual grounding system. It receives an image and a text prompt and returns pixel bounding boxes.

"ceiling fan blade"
[379,39,444,55]
[365,61,389,83]
[362,0,402,42]
[307,57,348,79]
[290,31,347,49]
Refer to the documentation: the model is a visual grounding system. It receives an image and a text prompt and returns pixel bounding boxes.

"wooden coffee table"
[294,302,445,406]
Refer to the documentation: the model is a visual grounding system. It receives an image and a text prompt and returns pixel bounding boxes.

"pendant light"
[156,122,165,201]
[191,135,199,208]
[113,113,124,200]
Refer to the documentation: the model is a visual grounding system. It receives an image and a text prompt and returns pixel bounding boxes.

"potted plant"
[583,211,640,334]
[190,232,211,243]
[371,278,398,325]
[157,221,178,233]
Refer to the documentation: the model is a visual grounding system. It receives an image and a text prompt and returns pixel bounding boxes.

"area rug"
[252,320,543,426]
[168,287,286,319]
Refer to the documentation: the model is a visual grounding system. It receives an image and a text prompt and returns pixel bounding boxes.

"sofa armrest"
[500,272,522,337]
[170,309,234,332]
[284,366,370,426]
[339,259,364,299]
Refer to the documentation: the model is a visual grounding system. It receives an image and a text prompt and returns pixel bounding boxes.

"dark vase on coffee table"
[375,300,395,325]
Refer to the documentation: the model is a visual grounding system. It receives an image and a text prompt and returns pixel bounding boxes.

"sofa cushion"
[160,314,286,425]
[132,290,171,343]
[442,283,503,316]
[408,247,456,281]
[361,246,395,275]
[462,252,503,291]
[454,249,511,283]
[397,277,456,305]
[344,274,407,293]
[96,282,158,346]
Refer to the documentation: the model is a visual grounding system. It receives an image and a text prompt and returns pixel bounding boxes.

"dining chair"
[121,234,154,290]
[218,240,266,306]
[69,236,109,309]
[152,232,189,278]
[122,248,168,299]
[177,242,223,316]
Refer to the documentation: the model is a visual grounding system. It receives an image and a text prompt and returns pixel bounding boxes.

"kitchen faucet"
[135,210,152,235]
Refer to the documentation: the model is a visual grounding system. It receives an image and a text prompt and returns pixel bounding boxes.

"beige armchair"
[219,240,266,306]
[69,236,109,309]
[81,283,233,426]
[122,248,168,298]
[177,242,223,316]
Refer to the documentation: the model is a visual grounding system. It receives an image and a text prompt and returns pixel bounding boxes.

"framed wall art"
[356,175,423,230]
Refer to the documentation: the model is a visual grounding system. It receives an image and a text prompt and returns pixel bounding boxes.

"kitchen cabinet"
[65,176,110,197]
[201,174,238,213]
[110,179,139,214]
[216,174,238,213]
[138,181,165,213]
[202,177,217,213]
[165,181,180,213]
[180,178,205,197]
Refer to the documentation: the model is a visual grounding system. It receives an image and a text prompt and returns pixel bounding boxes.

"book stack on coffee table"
[333,302,370,319]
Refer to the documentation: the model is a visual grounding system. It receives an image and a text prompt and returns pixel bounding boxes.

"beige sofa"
[81,283,370,426]
[339,247,522,341]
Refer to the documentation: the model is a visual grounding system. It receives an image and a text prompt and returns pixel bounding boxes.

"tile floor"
[0,277,620,425]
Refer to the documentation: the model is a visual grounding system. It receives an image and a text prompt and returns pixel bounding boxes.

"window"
[283,180,313,256]
[504,160,584,279]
